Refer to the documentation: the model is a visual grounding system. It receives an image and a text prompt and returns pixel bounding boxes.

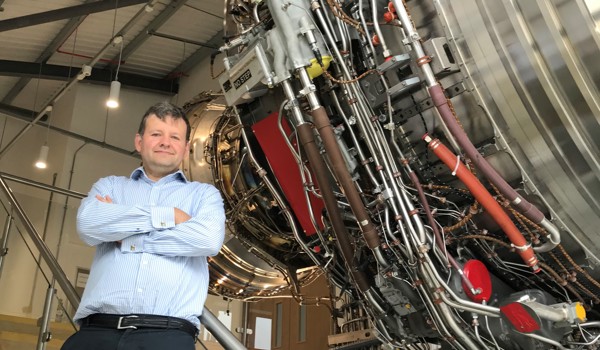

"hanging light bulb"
[106,80,121,108]
[106,35,124,109]
[35,144,49,169]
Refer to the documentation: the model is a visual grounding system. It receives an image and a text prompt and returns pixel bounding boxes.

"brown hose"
[297,123,371,292]
[311,107,381,250]
[428,84,546,224]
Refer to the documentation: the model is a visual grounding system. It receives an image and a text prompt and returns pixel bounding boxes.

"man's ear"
[135,134,142,152]
[185,140,191,154]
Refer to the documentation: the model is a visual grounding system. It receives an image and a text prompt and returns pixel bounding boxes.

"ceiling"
[0,0,224,118]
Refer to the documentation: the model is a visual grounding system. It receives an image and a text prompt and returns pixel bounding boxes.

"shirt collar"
[130,167,188,183]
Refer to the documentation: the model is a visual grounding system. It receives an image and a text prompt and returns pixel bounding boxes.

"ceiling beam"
[0,60,178,94]
[0,0,149,32]
[1,2,92,104]
[111,0,187,65]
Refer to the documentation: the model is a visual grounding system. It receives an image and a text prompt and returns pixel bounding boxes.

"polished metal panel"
[435,0,600,264]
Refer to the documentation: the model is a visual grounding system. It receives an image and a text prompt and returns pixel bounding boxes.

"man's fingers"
[95,195,113,203]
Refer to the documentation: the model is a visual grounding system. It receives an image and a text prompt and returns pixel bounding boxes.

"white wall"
[176,54,224,104]
[0,73,243,347]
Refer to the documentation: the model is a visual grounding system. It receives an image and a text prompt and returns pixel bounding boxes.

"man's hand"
[96,194,113,203]
[174,207,191,224]
[95,195,120,243]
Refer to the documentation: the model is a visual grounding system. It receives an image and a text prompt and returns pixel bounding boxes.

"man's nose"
[159,136,171,147]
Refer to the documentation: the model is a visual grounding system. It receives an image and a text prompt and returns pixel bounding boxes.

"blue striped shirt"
[74,167,225,327]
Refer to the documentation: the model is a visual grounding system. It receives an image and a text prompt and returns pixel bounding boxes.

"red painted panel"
[252,112,325,236]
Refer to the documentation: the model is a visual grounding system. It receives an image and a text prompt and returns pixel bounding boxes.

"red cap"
[383,12,396,23]
[388,2,396,13]
[372,35,380,46]
[462,259,492,303]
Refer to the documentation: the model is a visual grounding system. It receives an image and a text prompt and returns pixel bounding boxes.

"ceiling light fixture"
[35,144,49,169]
[106,36,123,108]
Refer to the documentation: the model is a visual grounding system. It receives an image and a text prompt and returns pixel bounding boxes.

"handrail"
[0,172,86,199]
[0,174,80,308]
[0,172,247,348]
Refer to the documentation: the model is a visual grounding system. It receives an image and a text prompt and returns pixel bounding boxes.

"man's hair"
[138,102,191,141]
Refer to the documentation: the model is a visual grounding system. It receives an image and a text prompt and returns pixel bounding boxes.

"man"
[61,102,226,350]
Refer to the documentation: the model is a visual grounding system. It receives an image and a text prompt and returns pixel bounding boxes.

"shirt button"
[142,260,148,265]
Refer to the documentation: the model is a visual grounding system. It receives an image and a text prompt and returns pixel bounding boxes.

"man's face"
[135,114,190,181]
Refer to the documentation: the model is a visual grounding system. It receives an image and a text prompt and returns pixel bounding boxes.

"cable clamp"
[452,155,461,176]
[511,242,532,251]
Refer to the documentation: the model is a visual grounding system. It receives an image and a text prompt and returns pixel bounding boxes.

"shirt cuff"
[120,234,145,253]
[151,206,175,229]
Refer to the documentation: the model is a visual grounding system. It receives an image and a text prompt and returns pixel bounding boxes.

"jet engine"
[182,0,600,348]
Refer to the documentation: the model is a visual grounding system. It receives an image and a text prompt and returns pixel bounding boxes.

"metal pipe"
[0,176,79,309]
[26,173,57,315]
[371,0,390,58]
[0,212,12,280]
[275,103,331,256]
[391,0,561,250]
[0,108,141,159]
[36,284,56,350]
[200,307,246,350]
[328,87,380,187]
[241,301,249,346]
[234,106,319,269]
[147,30,218,49]
[389,0,436,86]
[358,0,378,69]
[518,331,568,350]
[1,172,85,199]
[423,254,500,316]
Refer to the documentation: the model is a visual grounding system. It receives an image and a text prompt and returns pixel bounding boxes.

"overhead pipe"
[424,135,540,272]
[390,0,560,251]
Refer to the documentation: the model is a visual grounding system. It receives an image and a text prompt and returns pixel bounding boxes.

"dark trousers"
[60,326,196,350]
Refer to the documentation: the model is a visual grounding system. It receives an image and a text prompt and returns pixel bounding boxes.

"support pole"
[200,307,246,350]
[0,213,12,280]
[36,282,56,350]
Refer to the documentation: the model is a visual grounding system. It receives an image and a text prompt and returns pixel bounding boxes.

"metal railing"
[0,172,246,350]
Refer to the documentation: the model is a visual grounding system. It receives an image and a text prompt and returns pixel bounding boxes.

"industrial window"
[275,303,283,347]
[299,304,307,342]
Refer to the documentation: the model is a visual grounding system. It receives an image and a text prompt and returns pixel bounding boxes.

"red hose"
[424,135,540,272]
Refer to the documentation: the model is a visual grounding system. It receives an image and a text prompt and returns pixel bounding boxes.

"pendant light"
[106,36,123,108]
